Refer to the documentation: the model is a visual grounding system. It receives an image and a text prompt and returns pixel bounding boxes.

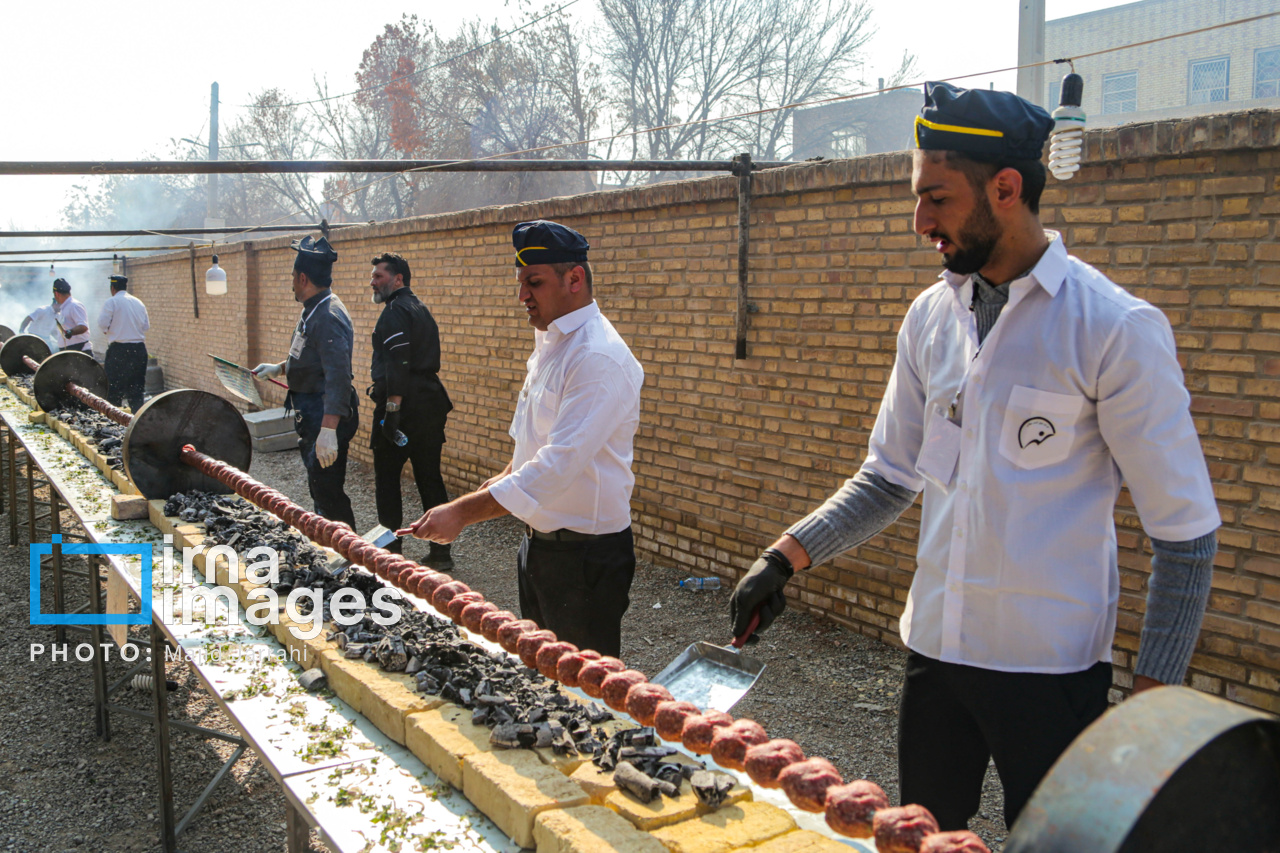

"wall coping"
[126,106,1280,268]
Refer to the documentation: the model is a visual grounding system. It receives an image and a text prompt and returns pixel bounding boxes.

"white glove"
[252,362,284,379]
[315,427,339,469]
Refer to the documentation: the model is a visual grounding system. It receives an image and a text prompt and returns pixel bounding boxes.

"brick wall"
[126,108,1280,713]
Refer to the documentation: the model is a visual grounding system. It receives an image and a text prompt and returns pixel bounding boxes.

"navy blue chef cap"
[291,236,338,288]
[915,81,1054,161]
[512,220,589,267]
[53,278,71,294]
[109,275,128,289]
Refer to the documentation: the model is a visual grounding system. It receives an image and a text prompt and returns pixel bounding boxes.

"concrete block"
[406,704,494,789]
[534,805,668,853]
[243,407,293,438]
[252,431,299,453]
[650,802,797,853]
[461,750,590,848]
[27,411,44,424]
[110,494,150,520]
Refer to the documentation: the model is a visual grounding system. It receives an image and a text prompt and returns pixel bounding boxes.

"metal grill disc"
[33,350,109,412]
[123,389,252,499]
[0,334,52,376]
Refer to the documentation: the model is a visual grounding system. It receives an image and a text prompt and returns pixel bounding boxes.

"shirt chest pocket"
[518,378,560,437]
[998,385,1086,470]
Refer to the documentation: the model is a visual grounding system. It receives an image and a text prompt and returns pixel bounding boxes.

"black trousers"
[59,342,90,353]
[289,390,359,529]
[898,651,1112,831]
[104,342,148,411]
[517,527,635,657]
[371,403,449,532]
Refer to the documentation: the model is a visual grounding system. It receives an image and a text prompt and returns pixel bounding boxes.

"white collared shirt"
[488,301,644,535]
[54,297,91,348]
[865,232,1220,673]
[97,291,150,344]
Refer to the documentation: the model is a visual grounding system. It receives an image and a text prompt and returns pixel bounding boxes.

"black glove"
[381,408,402,443]
[729,547,794,640]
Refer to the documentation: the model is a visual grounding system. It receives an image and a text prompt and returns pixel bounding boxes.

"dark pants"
[898,651,1112,831]
[517,527,635,657]
[289,390,359,529]
[104,342,148,411]
[372,403,449,532]
[59,342,90,353]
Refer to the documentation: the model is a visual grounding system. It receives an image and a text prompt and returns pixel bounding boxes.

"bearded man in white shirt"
[730,83,1220,831]
[402,220,644,656]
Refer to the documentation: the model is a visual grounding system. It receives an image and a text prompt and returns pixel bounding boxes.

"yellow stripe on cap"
[914,115,1005,148]
[514,246,549,266]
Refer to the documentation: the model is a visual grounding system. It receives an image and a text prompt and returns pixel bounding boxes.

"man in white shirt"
[401,220,644,656]
[97,275,151,411]
[729,83,1220,830]
[50,278,92,353]
[19,303,61,350]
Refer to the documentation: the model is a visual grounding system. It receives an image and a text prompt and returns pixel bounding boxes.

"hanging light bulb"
[49,263,56,278]
[1049,63,1086,181]
[205,253,227,296]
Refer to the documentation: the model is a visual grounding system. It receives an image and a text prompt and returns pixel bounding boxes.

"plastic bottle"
[678,577,722,590]
[380,419,409,447]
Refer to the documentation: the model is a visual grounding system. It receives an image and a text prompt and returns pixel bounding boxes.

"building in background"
[790,85,920,160]
[1045,0,1280,125]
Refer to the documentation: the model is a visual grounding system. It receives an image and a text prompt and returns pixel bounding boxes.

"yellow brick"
[27,411,44,424]
[569,763,619,804]
[650,802,797,853]
[320,654,369,714]
[461,750,591,848]
[354,669,440,746]
[728,829,853,853]
[605,772,751,831]
[405,704,494,788]
[534,804,667,853]
[147,500,173,532]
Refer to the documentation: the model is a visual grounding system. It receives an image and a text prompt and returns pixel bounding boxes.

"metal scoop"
[209,354,287,408]
[651,612,766,713]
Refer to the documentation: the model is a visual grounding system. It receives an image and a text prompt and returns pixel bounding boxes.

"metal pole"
[88,555,111,740]
[0,158,791,176]
[51,492,64,646]
[0,246,193,256]
[7,438,18,546]
[150,620,178,852]
[208,82,220,229]
[188,244,200,319]
[734,153,753,360]
[25,446,36,541]
[0,223,356,238]
[1017,0,1047,104]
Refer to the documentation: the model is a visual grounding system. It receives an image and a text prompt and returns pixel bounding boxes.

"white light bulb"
[1048,71,1086,181]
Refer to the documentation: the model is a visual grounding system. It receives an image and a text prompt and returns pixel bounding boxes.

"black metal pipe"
[0,246,191,256]
[0,257,124,264]
[0,158,791,176]
[0,223,359,238]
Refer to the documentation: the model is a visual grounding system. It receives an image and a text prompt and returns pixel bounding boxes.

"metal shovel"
[651,612,766,713]
[209,354,288,408]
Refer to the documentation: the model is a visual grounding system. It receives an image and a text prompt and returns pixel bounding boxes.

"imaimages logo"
[30,534,403,640]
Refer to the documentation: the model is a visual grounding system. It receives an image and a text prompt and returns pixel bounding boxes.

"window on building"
[1189,57,1230,104]
[1100,71,1137,114]
[1048,80,1061,108]
[1256,47,1280,99]
[829,131,867,158]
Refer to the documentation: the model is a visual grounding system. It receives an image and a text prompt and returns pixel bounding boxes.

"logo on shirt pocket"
[999,385,1085,470]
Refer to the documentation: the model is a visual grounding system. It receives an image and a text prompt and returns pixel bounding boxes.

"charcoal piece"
[491,723,522,749]
[614,762,660,804]
[405,656,423,675]
[416,673,440,694]
[472,706,491,726]
[362,646,377,663]
[377,636,408,672]
[585,703,613,724]
[527,707,547,724]
[689,770,736,808]
[344,643,368,659]
[534,723,554,749]
[654,762,684,788]
[492,706,515,725]
[335,632,349,650]
[298,669,328,692]
[552,731,578,756]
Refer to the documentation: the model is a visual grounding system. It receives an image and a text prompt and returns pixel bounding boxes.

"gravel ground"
[1,443,1009,852]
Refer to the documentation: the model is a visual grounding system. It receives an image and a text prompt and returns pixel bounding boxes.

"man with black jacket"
[368,253,454,562]
[253,236,360,529]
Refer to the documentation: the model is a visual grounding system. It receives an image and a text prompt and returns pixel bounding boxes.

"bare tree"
[219,89,324,224]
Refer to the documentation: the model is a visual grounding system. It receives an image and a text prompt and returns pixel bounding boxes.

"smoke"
[0,259,114,353]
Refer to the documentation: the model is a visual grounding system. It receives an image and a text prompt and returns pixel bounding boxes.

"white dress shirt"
[54,297,91,348]
[865,232,1220,673]
[24,304,60,348]
[489,301,644,535]
[98,291,150,344]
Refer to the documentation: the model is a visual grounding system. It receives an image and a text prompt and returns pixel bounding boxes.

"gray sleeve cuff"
[785,468,918,568]
[1134,531,1217,686]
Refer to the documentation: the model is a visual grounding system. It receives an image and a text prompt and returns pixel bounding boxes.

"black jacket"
[370,286,452,415]
[286,290,355,418]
